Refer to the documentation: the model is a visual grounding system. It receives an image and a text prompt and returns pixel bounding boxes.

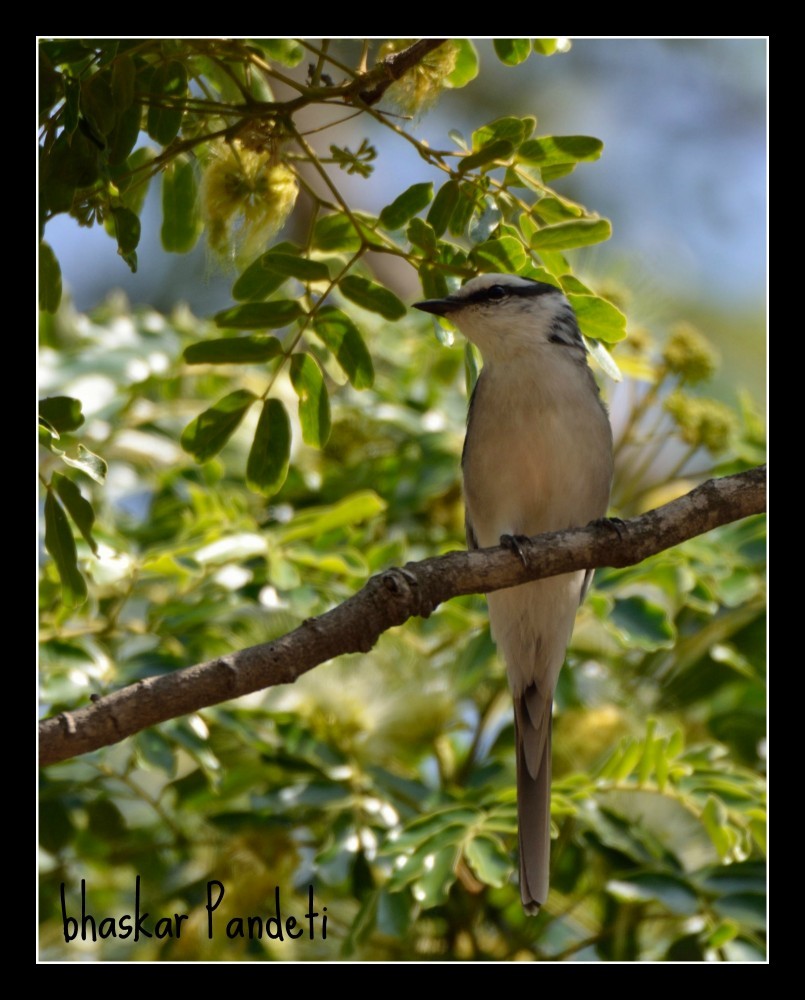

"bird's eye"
[487,285,507,299]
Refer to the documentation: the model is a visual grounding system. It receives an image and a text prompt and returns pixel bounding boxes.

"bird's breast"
[462,359,612,547]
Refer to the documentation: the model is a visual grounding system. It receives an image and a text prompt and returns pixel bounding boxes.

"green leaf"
[445,39,479,88]
[258,253,330,283]
[311,212,362,252]
[449,182,481,237]
[609,873,699,915]
[231,242,300,301]
[81,71,116,136]
[533,39,560,56]
[61,444,107,484]
[702,795,733,858]
[111,53,136,109]
[290,353,331,447]
[112,205,141,257]
[279,490,387,544]
[44,491,87,606]
[407,218,437,255]
[184,335,283,365]
[470,236,527,273]
[214,300,305,330]
[181,389,257,462]
[53,473,98,555]
[418,263,448,301]
[87,799,127,839]
[63,77,80,135]
[38,50,63,114]
[340,275,406,320]
[146,60,187,146]
[113,147,155,216]
[39,242,62,314]
[531,219,612,251]
[246,398,291,496]
[427,180,460,238]
[493,39,532,66]
[379,182,434,231]
[39,396,84,434]
[712,893,766,931]
[161,155,201,253]
[252,39,304,66]
[457,139,514,175]
[472,116,530,151]
[533,196,585,224]
[519,135,604,166]
[107,102,142,166]
[567,293,627,343]
[610,596,675,650]
[313,308,374,389]
[464,835,511,887]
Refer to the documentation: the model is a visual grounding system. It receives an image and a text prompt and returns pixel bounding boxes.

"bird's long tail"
[514,684,553,915]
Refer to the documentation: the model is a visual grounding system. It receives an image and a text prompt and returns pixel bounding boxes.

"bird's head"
[414,273,584,363]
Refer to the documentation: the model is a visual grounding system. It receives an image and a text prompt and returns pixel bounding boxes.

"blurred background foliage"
[39,38,766,961]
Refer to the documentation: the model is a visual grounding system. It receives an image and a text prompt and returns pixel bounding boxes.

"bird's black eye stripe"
[459,279,560,307]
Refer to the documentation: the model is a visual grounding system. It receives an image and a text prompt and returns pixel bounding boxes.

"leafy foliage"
[39,39,765,961]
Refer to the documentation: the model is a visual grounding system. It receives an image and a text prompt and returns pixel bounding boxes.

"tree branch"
[39,466,766,767]
[353,40,449,105]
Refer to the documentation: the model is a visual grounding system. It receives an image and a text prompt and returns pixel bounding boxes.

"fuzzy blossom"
[664,390,737,454]
[662,322,719,385]
[376,39,458,114]
[201,140,298,262]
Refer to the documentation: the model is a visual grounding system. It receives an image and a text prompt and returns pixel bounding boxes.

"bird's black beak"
[413,297,459,317]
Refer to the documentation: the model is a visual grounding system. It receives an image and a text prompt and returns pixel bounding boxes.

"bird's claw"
[590,515,626,540]
[500,533,531,568]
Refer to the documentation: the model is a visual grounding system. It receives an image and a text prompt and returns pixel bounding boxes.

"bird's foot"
[500,533,531,568]
[589,515,626,540]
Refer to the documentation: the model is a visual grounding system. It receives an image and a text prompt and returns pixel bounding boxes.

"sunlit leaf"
[464,835,511,887]
[457,139,514,174]
[445,39,479,88]
[161,155,201,253]
[279,490,387,544]
[472,116,531,150]
[492,39,532,66]
[290,353,331,447]
[39,242,62,314]
[567,293,628,343]
[60,444,107,484]
[519,135,603,166]
[531,218,612,251]
[470,236,527,273]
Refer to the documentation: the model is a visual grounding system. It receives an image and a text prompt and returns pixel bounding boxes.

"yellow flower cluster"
[201,140,298,262]
[376,39,458,114]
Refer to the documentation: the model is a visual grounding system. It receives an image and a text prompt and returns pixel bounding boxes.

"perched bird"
[414,274,613,914]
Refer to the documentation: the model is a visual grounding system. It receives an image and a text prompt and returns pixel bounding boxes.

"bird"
[414,273,613,914]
